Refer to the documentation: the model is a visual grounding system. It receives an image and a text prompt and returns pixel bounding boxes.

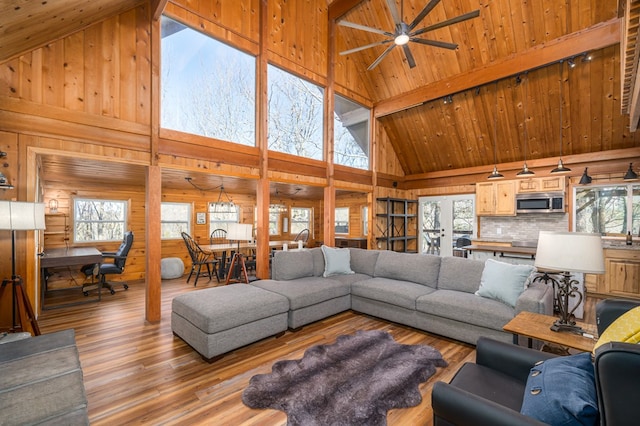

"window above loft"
[267,65,324,160]
[160,16,256,146]
[334,94,370,170]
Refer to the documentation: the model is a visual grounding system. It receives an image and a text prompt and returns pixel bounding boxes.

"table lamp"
[0,201,46,335]
[534,231,605,333]
[225,223,253,285]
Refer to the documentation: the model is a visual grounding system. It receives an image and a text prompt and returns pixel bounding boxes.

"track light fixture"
[581,52,592,62]
[551,61,571,174]
[623,163,638,181]
[517,74,535,177]
[567,58,576,68]
[488,82,504,180]
[579,168,592,185]
[515,75,522,85]
[443,95,453,105]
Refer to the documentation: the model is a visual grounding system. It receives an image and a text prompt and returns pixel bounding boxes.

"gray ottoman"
[171,284,289,362]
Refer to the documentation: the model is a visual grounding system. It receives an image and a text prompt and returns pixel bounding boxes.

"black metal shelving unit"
[375,197,417,252]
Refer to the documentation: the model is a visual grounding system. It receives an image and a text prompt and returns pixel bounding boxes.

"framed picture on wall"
[196,212,206,225]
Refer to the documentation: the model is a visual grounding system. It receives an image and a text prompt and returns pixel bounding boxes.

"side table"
[503,311,597,353]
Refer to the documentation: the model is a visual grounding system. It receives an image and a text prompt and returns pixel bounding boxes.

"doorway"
[418,195,475,257]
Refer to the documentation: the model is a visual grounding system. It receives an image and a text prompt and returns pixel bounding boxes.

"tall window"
[334,95,370,170]
[268,65,324,160]
[574,184,640,235]
[161,202,191,239]
[74,199,127,243]
[160,16,256,146]
[269,205,285,235]
[335,207,349,235]
[290,207,312,235]
[209,203,239,234]
[362,206,368,236]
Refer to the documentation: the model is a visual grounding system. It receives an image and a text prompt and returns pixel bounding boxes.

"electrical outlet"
[496,227,502,235]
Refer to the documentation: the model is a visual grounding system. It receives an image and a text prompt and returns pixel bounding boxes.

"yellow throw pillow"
[593,306,640,354]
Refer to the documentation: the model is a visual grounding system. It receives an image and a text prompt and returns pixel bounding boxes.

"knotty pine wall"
[0,0,405,323]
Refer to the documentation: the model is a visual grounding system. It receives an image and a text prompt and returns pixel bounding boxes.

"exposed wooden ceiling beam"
[328,0,365,21]
[151,0,170,21]
[374,17,622,118]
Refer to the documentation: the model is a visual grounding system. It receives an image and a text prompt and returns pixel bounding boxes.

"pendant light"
[551,61,571,174]
[517,73,535,176]
[623,163,638,181]
[488,81,504,180]
[579,167,592,185]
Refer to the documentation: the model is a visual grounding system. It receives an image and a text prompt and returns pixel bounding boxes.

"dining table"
[202,240,305,279]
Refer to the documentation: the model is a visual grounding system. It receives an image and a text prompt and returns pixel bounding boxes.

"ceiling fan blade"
[338,20,394,37]
[340,39,393,55]
[402,44,416,68]
[386,0,402,26]
[411,38,458,50]
[411,9,480,37]
[408,0,441,30]
[368,44,396,71]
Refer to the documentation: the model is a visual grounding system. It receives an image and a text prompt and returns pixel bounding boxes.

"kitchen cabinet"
[516,176,565,193]
[586,248,640,300]
[476,181,515,216]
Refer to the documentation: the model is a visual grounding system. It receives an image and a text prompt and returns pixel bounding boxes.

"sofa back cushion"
[309,247,325,277]
[349,248,379,276]
[272,250,314,280]
[437,256,485,293]
[374,251,441,288]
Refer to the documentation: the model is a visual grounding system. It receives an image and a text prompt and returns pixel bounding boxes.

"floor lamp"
[534,231,605,334]
[0,201,46,335]
[225,223,253,285]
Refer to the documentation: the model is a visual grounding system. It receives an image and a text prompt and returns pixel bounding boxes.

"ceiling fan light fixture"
[394,33,410,45]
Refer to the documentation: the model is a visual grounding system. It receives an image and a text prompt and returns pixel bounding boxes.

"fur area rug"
[242,330,447,426]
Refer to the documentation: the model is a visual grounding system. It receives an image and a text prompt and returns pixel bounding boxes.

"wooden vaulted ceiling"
[334,0,640,175]
[2,0,640,181]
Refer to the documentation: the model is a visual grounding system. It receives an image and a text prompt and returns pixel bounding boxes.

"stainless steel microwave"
[515,192,565,213]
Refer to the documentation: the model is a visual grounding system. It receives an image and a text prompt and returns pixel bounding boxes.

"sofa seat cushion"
[374,251,441,288]
[171,285,289,334]
[330,272,371,286]
[416,290,514,330]
[352,277,436,310]
[251,277,350,310]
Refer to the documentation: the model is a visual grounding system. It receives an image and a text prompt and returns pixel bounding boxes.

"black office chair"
[82,231,134,295]
[181,232,219,286]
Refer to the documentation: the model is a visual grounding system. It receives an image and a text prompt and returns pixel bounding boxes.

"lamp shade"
[227,223,253,241]
[0,201,46,230]
[534,231,605,274]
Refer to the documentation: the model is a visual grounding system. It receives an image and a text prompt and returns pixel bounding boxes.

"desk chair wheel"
[110,289,116,295]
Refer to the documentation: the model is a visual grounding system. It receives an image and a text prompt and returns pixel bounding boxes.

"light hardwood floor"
[38,278,599,425]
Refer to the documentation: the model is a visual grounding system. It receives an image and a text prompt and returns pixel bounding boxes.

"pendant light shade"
[517,74,535,176]
[579,167,592,185]
[623,163,638,181]
[488,82,504,180]
[551,61,571,174]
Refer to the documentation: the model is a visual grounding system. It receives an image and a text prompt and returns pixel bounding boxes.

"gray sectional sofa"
[257,247,552,344]
[172,247,553,360]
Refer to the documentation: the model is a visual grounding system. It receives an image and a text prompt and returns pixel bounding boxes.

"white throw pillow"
[475,259,534,308]
[321,245,354,277]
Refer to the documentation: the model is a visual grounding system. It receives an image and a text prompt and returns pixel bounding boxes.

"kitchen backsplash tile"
[480,214,568,241]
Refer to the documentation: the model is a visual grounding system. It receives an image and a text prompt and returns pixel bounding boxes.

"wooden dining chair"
[181,232,219,286]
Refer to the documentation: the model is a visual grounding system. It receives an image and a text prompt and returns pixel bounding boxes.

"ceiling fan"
[338,0,480,71]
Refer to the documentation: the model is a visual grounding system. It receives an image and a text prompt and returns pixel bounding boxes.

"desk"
[40,247,102,310]
[503,311,597,353]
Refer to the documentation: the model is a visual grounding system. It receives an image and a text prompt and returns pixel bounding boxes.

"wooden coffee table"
[503,311,598,353]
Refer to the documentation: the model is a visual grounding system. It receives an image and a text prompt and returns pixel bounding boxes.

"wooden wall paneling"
[84,24,103,116]
[119,9,138,122]
[42,41,65,108]
[136,4,152,126]
[63,32,85,112]
[335,192,367,238]
[101,17,120,118]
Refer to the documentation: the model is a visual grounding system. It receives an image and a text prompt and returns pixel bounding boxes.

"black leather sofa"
[432,298,640,426]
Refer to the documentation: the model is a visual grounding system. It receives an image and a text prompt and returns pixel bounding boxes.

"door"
[418,195,475,257]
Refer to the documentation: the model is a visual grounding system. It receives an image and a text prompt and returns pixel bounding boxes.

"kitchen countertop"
[465,244,537,256]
